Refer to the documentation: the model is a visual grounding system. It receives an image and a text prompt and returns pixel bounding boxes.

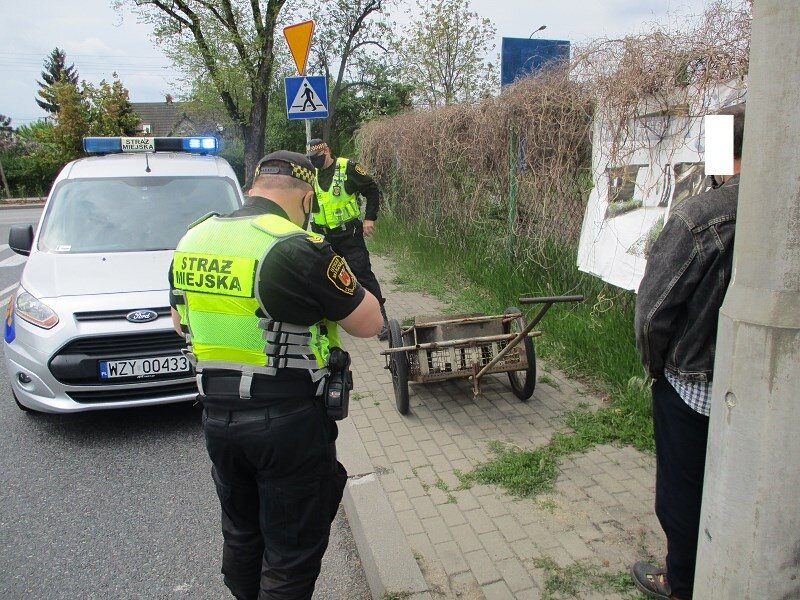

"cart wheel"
[503,307,537,400]
[388,319,410,414]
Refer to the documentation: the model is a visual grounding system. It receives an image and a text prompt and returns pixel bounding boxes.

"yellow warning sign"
[283,20,315,75]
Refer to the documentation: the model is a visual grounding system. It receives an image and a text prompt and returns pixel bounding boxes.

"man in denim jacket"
[631,103,745,600]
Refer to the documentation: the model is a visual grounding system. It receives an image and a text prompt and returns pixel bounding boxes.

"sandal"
[631,561,673,599]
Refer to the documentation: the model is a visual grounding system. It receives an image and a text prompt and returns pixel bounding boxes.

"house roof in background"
[131,101,193,136]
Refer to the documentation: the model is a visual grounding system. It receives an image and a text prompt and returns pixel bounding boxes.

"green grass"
[381,592,413,600]
[532,557,646,599]
[369,212,654,499]
[537,497,558,512]
[538,374,561,390]
[370,214,643,389]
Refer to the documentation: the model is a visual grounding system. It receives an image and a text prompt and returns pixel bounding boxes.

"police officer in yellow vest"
[306,139,389,341]
[169,151,383,600]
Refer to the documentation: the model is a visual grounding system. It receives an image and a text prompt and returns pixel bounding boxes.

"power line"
[0,60,176,70]
[0,51,172,60]
[3,70,178,76]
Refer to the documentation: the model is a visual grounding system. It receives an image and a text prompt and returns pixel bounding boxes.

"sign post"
[283,20,321,148]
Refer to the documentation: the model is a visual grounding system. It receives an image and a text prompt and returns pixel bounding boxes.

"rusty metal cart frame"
[381,295,584,414]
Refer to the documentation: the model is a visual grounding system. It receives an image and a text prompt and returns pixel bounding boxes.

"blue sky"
[1,0,708,125]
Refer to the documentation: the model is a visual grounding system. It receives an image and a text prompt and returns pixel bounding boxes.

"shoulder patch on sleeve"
[326,255,358,295]
[354,163,368,176]
[306,233,324,244]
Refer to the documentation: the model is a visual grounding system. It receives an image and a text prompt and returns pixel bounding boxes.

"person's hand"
[363,219,375,237]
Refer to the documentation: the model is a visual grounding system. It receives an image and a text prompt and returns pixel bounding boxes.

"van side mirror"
[9,225,34,256]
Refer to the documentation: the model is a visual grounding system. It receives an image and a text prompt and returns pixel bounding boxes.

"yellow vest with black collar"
[172,213,340,395]
[313,157,360,228]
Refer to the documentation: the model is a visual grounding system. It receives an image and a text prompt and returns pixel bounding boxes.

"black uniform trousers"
[651,377,710,600]
[202,396,347,600]
[322,222,385,306]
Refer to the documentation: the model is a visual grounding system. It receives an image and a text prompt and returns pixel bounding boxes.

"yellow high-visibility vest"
[313,157,360,228]
[172,212,340,387]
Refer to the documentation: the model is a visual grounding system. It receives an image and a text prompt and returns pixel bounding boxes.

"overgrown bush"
[358,0,751,272]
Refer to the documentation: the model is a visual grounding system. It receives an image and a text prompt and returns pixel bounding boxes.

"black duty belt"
[313,219,359,235]
[204,397,317,422]
[200,372,316,398]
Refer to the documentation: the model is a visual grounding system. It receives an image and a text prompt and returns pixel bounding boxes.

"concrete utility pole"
[694,2,800,598]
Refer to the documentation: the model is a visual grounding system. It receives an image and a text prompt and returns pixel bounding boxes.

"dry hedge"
[357,0,751,264]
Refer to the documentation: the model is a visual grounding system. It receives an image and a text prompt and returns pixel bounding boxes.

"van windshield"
[38,176,241,253]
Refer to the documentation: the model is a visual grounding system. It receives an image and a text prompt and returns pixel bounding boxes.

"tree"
[399,0,497,106]
[303,0,393,148]
[36,48,80,114]
[181,41,307,181]
[121,0,287,186]
[0,114,13,196]
[2,120,64,198]
[83,74,141,136]
[0,115,12,155]
[333,67,413,153]
[48,75,141,154]
[51,80,90,159]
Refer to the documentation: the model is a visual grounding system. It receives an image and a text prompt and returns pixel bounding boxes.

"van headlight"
[15,288,59,329]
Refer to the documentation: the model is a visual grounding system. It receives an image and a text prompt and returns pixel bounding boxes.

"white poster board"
[577,81,746,291]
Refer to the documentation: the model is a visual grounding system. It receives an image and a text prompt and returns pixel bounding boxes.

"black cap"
[307,138,326,155]
[254,150,316,186]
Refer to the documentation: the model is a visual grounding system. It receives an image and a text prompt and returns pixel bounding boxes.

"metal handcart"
[381,295,584,414]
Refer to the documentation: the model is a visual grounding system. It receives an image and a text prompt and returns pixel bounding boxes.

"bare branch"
[350,40,388,53]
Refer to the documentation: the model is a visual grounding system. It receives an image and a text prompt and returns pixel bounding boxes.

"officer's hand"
[363,220,375,237]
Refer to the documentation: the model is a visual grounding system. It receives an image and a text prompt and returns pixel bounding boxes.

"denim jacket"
[635,175,739,381]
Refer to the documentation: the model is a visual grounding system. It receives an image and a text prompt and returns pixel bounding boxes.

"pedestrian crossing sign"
[285,75,329,120]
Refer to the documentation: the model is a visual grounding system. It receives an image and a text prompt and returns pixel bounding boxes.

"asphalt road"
[0,205,371,600]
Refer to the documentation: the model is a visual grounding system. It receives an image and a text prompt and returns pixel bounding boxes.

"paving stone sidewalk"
[343,254,664,599]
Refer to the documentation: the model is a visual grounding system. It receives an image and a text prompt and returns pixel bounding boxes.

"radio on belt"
[324,347,352,420]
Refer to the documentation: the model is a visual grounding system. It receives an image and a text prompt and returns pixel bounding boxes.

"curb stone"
[1,198,46,209]
[339,416,433,600]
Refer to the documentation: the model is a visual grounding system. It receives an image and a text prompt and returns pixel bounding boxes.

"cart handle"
[518,295,585,304]
[471,295,584,384]
[403,312,522,329]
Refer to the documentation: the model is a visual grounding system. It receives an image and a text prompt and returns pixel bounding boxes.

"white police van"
[4,136,244,412]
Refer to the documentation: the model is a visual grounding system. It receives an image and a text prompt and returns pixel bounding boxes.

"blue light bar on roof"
[83,137,123,153]
[183,137,219,152]
[83,136,220,155]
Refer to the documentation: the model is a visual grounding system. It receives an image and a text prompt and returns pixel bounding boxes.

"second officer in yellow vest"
[306,139,389,340]
[169,150,383,600]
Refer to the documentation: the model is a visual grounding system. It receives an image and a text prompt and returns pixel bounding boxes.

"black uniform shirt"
[169,196,364,407]
[316,156,381,221]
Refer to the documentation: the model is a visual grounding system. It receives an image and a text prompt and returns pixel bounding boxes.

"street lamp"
[529,25,547,38]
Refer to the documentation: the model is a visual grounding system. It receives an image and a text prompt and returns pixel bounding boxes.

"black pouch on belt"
[324,347,352,420]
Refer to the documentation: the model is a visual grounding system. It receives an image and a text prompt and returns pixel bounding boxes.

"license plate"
[98,355,191,380]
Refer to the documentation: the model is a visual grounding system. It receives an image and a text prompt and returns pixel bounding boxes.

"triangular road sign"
[285,75,329,120]
[283,20,314,75]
